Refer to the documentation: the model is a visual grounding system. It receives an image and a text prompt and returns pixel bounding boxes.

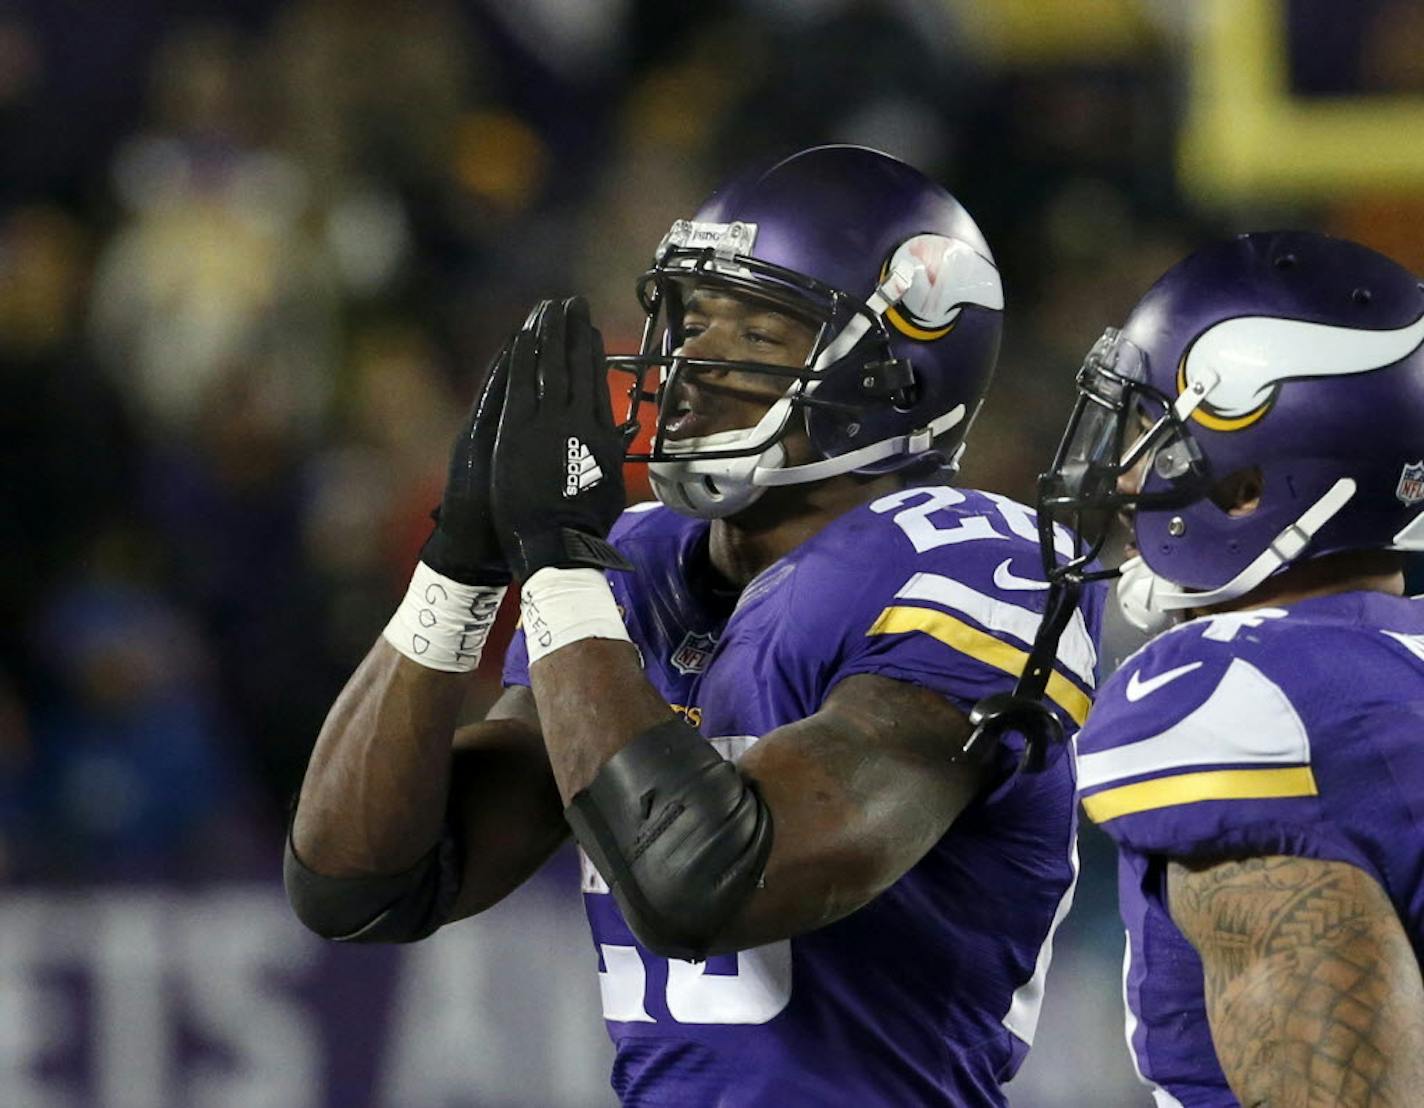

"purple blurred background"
[3,1,1423,1104]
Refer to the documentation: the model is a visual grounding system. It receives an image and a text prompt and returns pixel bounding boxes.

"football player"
[1038,231,1424,1106]
[286,146,1103,1105]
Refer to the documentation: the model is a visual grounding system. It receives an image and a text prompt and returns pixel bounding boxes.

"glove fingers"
[520,299,550,334]
[507,302,551,422]
[562,295,592,405]
[471,339,512,445]
[539,296,570,405]
[490,294,629,581]
[422,330,517,585]
[562,297,607,425]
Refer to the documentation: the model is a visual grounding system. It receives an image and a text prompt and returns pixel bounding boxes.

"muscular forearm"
[293,640,468,876]
[1170,856,1424,1107]
[1213,924,1424,1106]
[528,638,676,803]
[711,679,981,952]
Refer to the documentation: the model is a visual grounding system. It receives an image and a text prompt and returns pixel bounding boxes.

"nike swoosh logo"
[993,559,1049,591]
[1125,661,1203,702]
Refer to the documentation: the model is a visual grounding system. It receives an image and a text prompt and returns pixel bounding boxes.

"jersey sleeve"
[1075,619,1372,873]
[815,489,1105,769]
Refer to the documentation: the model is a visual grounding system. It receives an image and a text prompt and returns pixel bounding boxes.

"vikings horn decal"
[882,235,1004,341]
[1178,311,1424,431]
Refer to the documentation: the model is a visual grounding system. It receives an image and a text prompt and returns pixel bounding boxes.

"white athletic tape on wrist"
[382,562,506,672]
[520,567,630,665]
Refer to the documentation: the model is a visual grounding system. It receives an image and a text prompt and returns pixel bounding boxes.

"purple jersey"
[503,486,1104,1106]
[1076,592,1424,1107]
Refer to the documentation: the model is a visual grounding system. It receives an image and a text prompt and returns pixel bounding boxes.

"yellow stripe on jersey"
[1081,765,1319,824]
[892,571,1097,687]
[867,605,1091,726]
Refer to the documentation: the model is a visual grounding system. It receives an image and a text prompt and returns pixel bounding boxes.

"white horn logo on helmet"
[1180,311,1424,431]
[883,235,1004,342]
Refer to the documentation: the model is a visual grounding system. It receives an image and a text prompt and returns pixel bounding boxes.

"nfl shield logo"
[1398,461,1424,505]
[671,631,717,675]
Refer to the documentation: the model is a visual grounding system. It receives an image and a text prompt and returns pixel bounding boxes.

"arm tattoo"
[1168,855,1424,1107]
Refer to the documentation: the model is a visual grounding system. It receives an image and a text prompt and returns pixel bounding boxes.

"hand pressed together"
[491,297,632,580]
[419,338,514,585]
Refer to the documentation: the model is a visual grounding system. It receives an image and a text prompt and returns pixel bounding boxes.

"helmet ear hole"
[1208,466,1265,517]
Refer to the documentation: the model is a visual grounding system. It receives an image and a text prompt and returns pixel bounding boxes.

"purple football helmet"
[607,145,1004,518]
[1039,231,1424,622]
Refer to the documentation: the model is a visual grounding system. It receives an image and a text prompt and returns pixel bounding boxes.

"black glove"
[491,297,632,580]
[419,338,513,585]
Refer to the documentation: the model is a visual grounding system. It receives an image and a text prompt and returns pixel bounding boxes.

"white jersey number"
[871,487,1073,559]
[596,940,793,1025]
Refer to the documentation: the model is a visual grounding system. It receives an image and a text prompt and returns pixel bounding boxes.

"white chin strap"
[648,433,786,519]
[1116,476,1357,628]
[649,403,965,519]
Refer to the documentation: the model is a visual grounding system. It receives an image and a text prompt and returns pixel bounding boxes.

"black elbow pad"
[283,823,464,944]
[565,720,773,961]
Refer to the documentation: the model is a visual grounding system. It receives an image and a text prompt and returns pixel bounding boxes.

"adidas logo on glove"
[564,436,603,497]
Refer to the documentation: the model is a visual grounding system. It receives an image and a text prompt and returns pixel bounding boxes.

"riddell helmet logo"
[880,235,1003,342]
[1177,311,1424,432]
[564,437,603,497]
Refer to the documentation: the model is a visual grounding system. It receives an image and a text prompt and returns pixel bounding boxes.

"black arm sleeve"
[565,719,773,961]
[283,812,465,944]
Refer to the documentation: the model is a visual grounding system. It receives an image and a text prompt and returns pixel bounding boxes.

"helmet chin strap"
[648,405,966,518]
[648,441,785,519]
[754,404,965,486]
[1118,477,1357,625]
[647,399,796,518]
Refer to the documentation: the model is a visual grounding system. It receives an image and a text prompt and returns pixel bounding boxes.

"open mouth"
[659,375,789,444]
[662,380,733,441]
[664,393,709,439]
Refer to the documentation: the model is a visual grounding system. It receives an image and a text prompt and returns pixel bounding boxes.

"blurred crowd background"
[3,1,1423,1105]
